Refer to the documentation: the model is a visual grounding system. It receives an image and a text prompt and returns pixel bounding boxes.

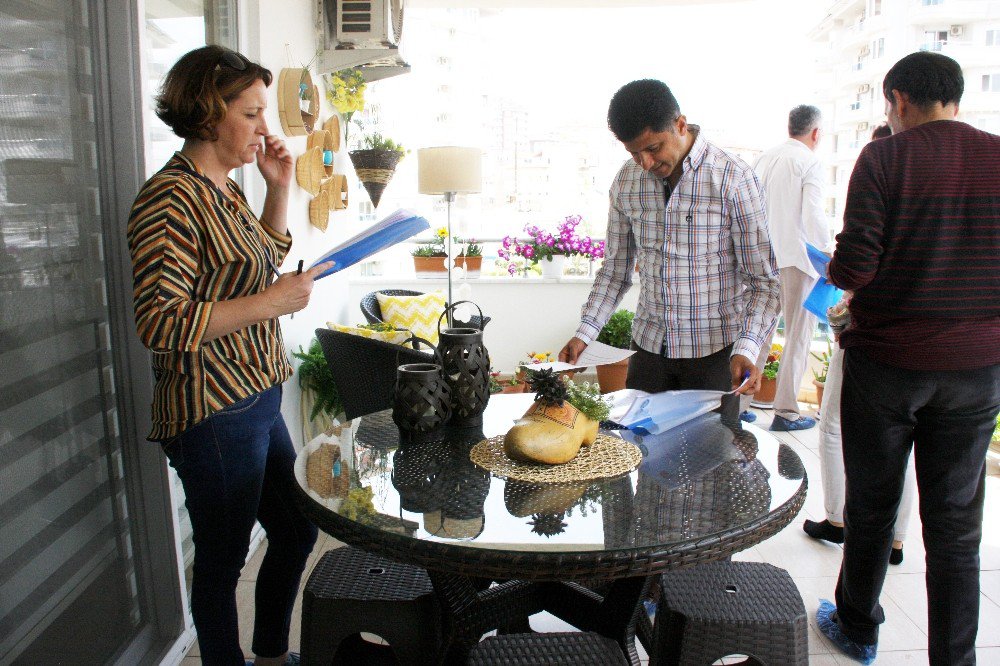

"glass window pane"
[0,4,145,662]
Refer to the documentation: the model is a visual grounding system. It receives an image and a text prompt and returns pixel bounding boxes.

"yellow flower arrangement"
[324,68,366,141]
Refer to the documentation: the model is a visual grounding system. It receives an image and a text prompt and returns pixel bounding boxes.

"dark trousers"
[162,386,318,665]
[626,343,739,420]
[835,348,1000,665]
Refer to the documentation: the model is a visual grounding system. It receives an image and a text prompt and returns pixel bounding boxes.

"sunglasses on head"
[217,49,248,71]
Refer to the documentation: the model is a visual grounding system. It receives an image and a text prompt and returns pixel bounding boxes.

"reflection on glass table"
[293,394,807,664]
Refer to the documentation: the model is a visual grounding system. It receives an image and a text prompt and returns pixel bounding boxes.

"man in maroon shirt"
[818,52,1000,665]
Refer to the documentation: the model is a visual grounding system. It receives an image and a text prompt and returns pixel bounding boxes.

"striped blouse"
[576,128,780,362]
[127,152,292,441]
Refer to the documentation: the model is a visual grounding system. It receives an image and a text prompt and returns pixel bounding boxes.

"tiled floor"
[182,405,1000,665]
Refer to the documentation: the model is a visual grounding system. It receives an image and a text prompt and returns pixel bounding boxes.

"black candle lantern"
[392,337,451,439]
[437,302,491,427]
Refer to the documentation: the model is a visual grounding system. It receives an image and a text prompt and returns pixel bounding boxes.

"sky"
[474,0,829,148]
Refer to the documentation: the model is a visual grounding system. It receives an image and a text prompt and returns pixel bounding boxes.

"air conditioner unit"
[949,24,964,37]
[324,0,403,47]
[317,0,410,83]
[857,122,869,131]
[858,84,871,93]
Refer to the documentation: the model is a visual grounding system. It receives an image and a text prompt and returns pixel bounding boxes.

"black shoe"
[803,519,845,544]
[889,546,903,565]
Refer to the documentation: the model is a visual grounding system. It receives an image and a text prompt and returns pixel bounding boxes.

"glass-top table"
[292,393,807,663]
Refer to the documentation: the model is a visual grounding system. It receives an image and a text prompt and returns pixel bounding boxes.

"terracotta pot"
[500,381,527,394]
[813,378,825,410]
[413,255,447,278]
[755,376,777,405]
[595,357,630,394]
[455,255,482,278]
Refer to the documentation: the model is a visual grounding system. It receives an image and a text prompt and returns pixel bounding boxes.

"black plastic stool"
[300,547,440,665]
[652,562,808,665]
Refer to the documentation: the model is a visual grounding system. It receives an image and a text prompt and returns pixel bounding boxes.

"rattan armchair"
[360,289,491,330]
[315,327,433,421]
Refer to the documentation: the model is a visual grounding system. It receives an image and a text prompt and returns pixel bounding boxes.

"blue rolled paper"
[323,150,333,165]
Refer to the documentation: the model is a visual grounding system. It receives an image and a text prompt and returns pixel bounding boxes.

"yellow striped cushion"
[326,323,412,347]
[376,292,446,346]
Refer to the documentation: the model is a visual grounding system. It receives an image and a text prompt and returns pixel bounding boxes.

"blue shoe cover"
[817,599,877,665]
[643,599,657,622]
[739,410,757,423]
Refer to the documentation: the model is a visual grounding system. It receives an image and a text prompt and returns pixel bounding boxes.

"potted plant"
[810,339,833,410]
[293,338,346,439]
[455,237,483,278]
[349,130,406,208]
[411,226,449,277]
[498,215,605,278]
[514,351,554,385]
[594,309,634,393]
[755,343,783,405]
[504,369,610,465]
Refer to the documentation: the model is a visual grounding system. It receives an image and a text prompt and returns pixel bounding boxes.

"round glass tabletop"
[295,394,806,565]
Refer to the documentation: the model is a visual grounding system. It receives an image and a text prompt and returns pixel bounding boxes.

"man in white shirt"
[750,105,829,431]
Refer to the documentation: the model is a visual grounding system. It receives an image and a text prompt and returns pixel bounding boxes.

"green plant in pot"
[810,338,833,410]
[349,130,407,208]
[293,338,345,426]
[594,309,634,394]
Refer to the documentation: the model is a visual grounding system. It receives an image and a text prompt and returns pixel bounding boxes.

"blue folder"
[308,209,430,280]
[803,243,843,323]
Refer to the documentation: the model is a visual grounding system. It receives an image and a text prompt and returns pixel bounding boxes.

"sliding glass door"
[0,1,174,663]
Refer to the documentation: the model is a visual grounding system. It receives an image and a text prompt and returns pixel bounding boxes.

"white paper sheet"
[530,340,636,372]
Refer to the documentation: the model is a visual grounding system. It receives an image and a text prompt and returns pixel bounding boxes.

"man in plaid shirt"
[559,79,779,407]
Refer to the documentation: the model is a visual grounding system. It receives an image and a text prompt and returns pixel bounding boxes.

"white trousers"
[820,343,918,541]
[741,266,817,418]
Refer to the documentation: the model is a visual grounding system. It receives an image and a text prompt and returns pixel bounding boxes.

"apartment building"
[810,0,1000,222]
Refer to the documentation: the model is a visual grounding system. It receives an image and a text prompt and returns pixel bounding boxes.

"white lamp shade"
[417,146,482,195]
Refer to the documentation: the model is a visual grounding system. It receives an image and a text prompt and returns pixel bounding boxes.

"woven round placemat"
[469,434,641,483]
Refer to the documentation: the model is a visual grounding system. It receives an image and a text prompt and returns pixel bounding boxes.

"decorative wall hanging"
[321,174,348,211]
[323,116,342,152]
[307,129,336,178]
[309,191,330,232]
[349,148,402,209]
[295,146,324,195]
[277,67,318,136]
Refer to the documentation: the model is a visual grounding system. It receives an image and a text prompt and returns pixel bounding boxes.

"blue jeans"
[162,385,318,664]
[835,349,1000,665]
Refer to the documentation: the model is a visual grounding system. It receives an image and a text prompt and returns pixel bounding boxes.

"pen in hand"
[290,260,304,319]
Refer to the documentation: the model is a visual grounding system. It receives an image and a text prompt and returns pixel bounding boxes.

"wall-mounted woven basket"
[309,190,330,232]
[277,67,318,136]
[295,146,324,195]
[307,129,336,178]
[323,116,341,152]
[321,174,348,211]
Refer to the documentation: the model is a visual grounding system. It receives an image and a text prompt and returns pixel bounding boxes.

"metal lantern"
[437,302,491,427]
[392,337,451,440]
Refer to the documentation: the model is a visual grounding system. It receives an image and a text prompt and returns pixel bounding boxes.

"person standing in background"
[803,123,918,568]
[818,51,1000,665]
[742,105,828,431]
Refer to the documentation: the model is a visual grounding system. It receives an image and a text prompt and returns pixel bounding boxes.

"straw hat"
[309,191,330,231]
[321,174,348,211]
[295,146,324,195]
